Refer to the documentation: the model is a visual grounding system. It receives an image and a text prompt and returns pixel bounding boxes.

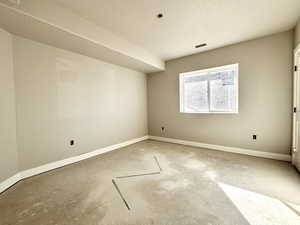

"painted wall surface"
[295,19,300,47]
[13,36,148,170]
[148,31,293,155]
[0,0,164,72]
[0,28,18,182]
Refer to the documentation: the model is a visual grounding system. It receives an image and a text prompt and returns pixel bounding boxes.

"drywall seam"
[149,136,291,162]
[0,135,149,194]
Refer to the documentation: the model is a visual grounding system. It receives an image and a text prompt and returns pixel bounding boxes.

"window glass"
[180,64,238,114]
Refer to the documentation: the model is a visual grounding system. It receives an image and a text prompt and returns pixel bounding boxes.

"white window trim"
[179,64,239,114]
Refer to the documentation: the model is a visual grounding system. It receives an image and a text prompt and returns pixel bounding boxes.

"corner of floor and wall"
[1,19,300,193]
[0,27,149,193]
[147,29,294,159]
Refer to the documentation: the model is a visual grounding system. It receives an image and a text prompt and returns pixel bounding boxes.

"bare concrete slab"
[0,140,300,225]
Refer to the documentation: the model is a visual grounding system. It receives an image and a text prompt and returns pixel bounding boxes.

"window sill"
[180,111,239,114]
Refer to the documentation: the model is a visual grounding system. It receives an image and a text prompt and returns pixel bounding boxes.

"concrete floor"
[1,140,300,225]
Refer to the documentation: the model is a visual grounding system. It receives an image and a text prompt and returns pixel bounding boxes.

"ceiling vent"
[195,43,207,48]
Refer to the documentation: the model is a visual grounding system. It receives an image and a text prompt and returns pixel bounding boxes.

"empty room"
[1,0,300,224]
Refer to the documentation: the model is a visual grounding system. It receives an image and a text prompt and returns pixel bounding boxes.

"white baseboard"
[0,135,148,194]
[149,136,291,162]
[1,134,291,194]
[0,173,21,194]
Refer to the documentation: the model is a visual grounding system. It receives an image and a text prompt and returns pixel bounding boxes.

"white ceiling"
[55,0,300,61]
[0,0,165,72]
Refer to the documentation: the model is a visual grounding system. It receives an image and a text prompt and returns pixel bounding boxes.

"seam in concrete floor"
[112,179,131,210]
[112,156,163,210]
[116,171,161,179]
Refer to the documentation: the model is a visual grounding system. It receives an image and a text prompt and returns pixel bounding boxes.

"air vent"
[195,43,207,48]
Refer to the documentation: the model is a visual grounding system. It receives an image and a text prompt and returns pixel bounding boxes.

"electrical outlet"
[69,140,75,147]
[252,135,257,140]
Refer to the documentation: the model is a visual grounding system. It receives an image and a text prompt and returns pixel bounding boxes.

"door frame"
[292,43,300,165]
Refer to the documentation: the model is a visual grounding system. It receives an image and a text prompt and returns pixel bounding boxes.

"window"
[180,64,238,113]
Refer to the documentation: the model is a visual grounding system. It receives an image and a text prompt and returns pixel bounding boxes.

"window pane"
[184,80,208,112]
[180,64,238,114]
[209,71,236,111]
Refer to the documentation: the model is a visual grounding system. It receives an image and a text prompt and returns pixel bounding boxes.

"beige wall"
[295,19,300,47]
[13,36,148,170]
[148,31,293,155]
[0,28,18,182]
[0,0,164,72]
[0,26,295,182]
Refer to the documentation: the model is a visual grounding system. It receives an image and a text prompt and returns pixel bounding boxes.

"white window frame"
[179,64,239,114]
